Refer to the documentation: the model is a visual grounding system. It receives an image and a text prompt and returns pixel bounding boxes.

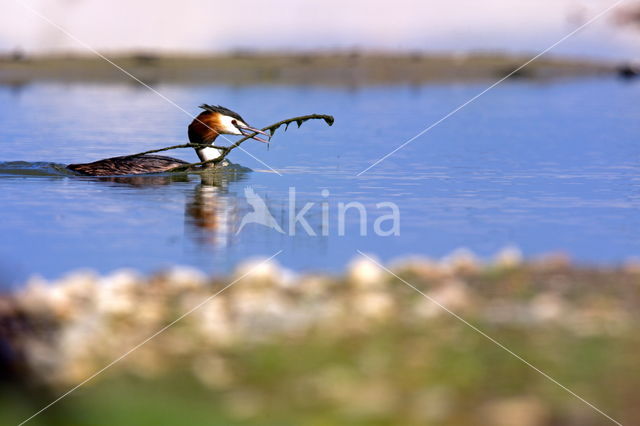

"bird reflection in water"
[185,165,250,247]
[95,164,250,248]
[97,173,191,186]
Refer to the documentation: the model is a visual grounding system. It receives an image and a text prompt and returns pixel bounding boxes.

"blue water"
[0,78,639,287]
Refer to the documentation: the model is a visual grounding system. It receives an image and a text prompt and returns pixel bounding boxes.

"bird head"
[188,104,269,144]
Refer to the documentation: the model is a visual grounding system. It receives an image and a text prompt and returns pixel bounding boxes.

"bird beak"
[238,124,270,143]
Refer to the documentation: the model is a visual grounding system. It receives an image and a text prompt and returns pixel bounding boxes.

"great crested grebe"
[67,105,269,176]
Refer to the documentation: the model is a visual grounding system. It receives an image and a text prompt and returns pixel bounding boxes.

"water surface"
[1,78,639,287]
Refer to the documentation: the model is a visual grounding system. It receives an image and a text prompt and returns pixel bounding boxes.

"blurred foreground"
[1,253,639,425]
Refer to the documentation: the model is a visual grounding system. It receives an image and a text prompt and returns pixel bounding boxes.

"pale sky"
[2,0,639,59]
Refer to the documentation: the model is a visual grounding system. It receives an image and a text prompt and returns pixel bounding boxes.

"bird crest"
[198,104,246,123]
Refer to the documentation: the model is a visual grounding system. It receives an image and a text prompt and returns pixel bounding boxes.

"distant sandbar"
[0,52,616,86]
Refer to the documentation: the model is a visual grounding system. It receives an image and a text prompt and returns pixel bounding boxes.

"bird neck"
[192,129,225,163]
[195,146,224,162]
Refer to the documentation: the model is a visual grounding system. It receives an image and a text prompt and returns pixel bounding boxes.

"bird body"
[67,154,189,176]
[67,105,268,176]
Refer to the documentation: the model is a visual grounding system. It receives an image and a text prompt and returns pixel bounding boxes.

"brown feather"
[188,111,222,144]
[67,155,189,176]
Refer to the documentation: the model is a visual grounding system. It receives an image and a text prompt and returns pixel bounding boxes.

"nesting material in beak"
[238,124,270,143]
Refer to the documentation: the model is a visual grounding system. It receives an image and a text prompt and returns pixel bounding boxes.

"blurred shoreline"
[1,254,639,424]
[0,52,617,86]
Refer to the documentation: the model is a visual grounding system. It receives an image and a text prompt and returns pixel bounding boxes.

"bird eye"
[231,119,238,126]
